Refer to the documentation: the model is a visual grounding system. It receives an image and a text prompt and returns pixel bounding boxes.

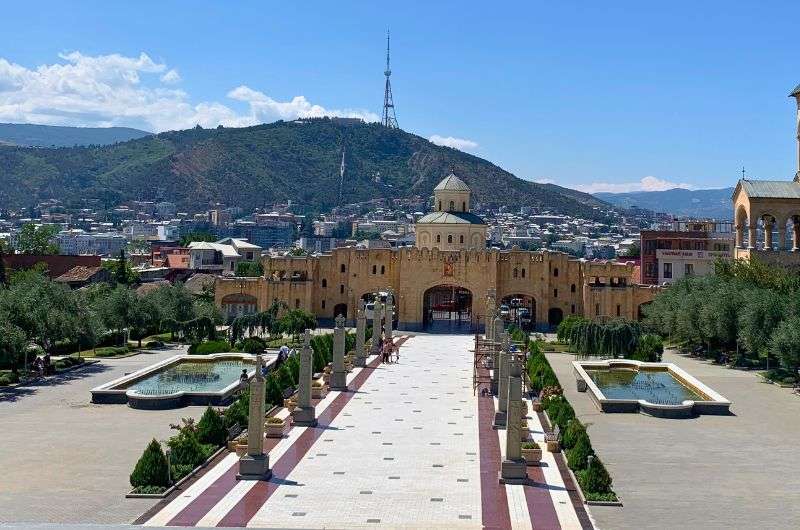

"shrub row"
[526,341,617,501]
[188,340,231,355]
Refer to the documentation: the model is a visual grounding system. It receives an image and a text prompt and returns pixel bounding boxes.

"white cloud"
[533,178,555,184]
[0,51,378,132]
[429,134,479,152]
[576,176,696,194]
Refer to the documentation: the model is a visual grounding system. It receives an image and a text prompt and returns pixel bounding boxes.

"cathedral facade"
[215,175,657,331]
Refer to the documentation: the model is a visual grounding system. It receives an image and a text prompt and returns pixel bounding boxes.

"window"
[295,299,301,309]
[448,234,453,244]
[322,279,327,288]
[571,283,576,293]
[553,267,559,277]
[438,200,442,211]
[462,201,466,211]
[436,234,441,243]
[571,304,576,314]
[595,303,600,316]
[321,300,326,309]
[663,262,673,279]
[521,268,526,278]
[553,288,558,298]
[513,268,519,278]
[340,284,345,294]
[372,265,377,274]
[380,265,385,274]
[460,235,464,244]
[449,200,455,210]
[616,304,621,317]
[340,264,346,273]
[685,263,694,276]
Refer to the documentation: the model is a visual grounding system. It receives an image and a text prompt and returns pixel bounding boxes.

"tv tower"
[381,29,399,129]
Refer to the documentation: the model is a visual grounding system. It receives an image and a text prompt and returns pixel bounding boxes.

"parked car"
[499,304,511,319]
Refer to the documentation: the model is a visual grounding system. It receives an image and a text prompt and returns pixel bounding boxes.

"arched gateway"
[423,284,473,333]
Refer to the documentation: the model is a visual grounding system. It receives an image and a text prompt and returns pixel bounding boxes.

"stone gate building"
[216,174,657,331]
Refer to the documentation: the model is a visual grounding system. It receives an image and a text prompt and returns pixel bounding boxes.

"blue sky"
[1,1,799,192]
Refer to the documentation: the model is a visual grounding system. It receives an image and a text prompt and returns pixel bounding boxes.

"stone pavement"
[141,334,587,529]
[547,348,800,530]
[0,346,217,525]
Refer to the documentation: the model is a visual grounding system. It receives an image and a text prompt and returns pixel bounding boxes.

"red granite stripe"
[525,461,562,530]
[164,340,403,528]
[536,411,594,530]
[476,365,512,530]
[215,354,385,527]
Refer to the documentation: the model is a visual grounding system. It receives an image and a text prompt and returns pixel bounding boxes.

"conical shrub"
[130,439,170,488]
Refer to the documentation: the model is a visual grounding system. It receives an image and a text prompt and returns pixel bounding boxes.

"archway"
[423,284,473,333]
[500,294,536,331]
[547,307,564,329]
[637,302,652,321]
[221,293,257,321]
[333,303,348,320]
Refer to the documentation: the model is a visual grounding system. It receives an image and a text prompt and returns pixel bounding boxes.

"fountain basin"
[572,359,731,418]
[91,353,272,409]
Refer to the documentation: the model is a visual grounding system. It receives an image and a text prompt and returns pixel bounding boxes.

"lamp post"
[165,447,172,485]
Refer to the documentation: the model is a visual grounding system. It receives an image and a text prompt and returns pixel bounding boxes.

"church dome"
[434,172,471,192]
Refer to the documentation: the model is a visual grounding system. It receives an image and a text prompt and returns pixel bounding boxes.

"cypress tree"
[130,439,170,488]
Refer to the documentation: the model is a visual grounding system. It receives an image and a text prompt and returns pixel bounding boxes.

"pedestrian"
[382,338,392,363]
[392,339,400,363]
[239,368,249,387]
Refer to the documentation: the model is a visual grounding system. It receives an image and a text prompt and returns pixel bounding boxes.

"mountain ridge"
[595,187,734,219]
[0,122,151,147]
[0,119,612,218]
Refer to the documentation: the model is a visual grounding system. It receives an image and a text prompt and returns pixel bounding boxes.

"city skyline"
[1,1,799,192]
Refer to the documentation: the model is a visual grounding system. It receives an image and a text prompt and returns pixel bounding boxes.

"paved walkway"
[142,334,588,529]
[548,348,800,530]
[0,347,211,525]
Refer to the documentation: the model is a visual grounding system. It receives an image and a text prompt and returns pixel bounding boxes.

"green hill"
[0,123,151,147]
[0,118,610,217]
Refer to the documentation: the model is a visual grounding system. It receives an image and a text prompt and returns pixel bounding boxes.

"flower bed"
[526,342,620,505]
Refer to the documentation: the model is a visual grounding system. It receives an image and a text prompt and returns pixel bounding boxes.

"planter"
[532,401,543,412]
[265,419,287,438]
[322,372,331,384]
[284,398,297,412]
[576,378,587,392]
[546,440,561,453]
[312,385,326,399]
[521,447,542,465]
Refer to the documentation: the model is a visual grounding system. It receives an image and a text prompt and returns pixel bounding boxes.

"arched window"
[553,267,559,277]
[554,288,558,298]
[462,201,466,212]
[571,283,576,293]
[340,284,345,294]
[322,279,327,288]
[436,234,441,243]
[513,268,518,278]
[521,268,526,278]
[449,200,455,210]
[340,264,346,273]
[571,304,576,314]
[321,300,326,309]
[372,265,377,274]
[295,299,301,309]
[448,234,453,243]
[616,304,621,317]
[380,265,385,274]
[459,235,464,244]
[438,200,442,211]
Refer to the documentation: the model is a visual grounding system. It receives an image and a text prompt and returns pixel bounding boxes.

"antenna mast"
[381,29,399,129]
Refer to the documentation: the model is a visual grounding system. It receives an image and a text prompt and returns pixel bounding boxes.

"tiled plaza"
[140,334,590,529]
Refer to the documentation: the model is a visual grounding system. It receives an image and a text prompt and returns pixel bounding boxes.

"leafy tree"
[130,439,170,488]
[287,247,307,256]
[770,316,800,375]
[567,430,593,471]
[180,231,216,247]
[0,322,26,374]
[196,407,227,446]
[15,223,59,255]
[235,261,264,277]
[620,243,640,258]
[738,290,787,358]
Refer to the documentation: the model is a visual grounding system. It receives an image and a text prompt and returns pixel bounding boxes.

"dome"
[433,172,470,192]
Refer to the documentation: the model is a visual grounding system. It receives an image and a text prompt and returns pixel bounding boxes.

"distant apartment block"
[56,229,127,257]
[640,220,733,285]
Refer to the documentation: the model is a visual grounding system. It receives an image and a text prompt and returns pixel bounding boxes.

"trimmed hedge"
[188,340,230,355]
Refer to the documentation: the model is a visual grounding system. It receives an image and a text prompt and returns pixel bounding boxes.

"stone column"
[735,224,744,249]
[764,221,774,250]
[385,291,394,340]
[370,299,384,354]
[331,315,348,391]
[238,355,272,480]
[486,289,496,340]
[493,332,510,428]
[748,224,757,249]
[794,222,800,251]
[355,301,367,367]
[491,316,504,395]
[291,330,317,426]
[778,225,787,251]
[500,354,527,484]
